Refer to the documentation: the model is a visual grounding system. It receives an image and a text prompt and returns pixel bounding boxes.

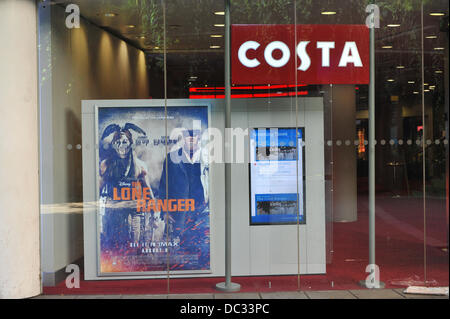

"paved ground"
[32,289,449,299]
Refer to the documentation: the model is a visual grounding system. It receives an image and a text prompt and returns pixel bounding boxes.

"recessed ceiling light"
[387,24,401,27]
[214,24,225,27]
[387,79,395,82]
[426,35,437,39]
[396,66,405,69]
[382,45,393,49]
[321,11,337,15]
[104,13,116,17]
[214,11,225,15]
[429,12,445,16]
[424,89,430,92]
[408,81,415,84]
[435,70,443,74]
[424,83,429,86]
[210,45,221,49]
[413,91,419,94]
[139,36,146,39]
[126,25,135,28]
[154,46,160,49]
[210,35,223,38]
[434,47,444,50]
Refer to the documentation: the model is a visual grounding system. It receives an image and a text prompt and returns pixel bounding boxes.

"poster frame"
[93,103,213,277]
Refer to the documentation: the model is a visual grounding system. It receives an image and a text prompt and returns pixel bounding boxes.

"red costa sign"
[232,24,369,85]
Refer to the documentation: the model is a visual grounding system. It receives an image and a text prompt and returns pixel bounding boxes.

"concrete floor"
[32,289,449,299]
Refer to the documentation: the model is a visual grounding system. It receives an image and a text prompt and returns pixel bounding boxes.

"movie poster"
[96,106,210,274]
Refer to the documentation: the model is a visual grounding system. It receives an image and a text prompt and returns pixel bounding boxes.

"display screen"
[249,128,305,225]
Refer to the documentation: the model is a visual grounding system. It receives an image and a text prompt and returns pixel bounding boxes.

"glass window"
[37,0,448,296]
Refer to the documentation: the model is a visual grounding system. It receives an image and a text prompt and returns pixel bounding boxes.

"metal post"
[360,10,384,288]
[216,0,241,293]
[368,23,376,273]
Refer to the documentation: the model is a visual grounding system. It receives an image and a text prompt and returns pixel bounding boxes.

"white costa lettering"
[237,40,363,71]
[238,41,260,68]
[316,41,335,67]
[297,41,310,71]
[264,41,290,68]
[338,42,363,67]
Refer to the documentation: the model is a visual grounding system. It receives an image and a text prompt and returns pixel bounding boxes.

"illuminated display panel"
[249,128,305,225]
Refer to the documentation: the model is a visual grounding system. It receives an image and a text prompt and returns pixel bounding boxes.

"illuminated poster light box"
[95,105,211,275]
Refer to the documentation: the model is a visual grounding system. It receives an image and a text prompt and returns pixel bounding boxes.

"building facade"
[0,0,448,299]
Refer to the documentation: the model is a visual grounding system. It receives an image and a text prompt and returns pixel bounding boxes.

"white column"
[0,0,41,298]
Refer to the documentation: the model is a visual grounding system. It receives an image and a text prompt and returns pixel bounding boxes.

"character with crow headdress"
[99,123,164,250]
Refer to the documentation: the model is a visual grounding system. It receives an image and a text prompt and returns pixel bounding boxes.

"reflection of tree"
[123,0,223,48]
[117,0,438,46]
[134,0,164,48]
[231,0,300,24]
[230,0,434,29]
